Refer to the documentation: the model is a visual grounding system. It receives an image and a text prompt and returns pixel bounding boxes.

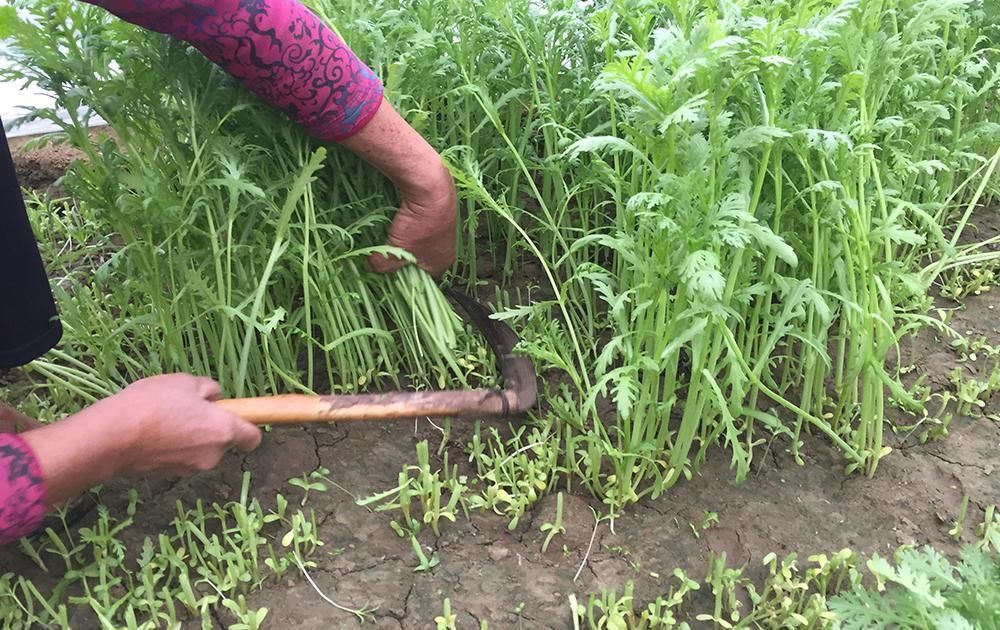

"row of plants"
[569,506,1000,629]
[5,471,995,630]
[1,0,490,407]
[3,0,1000,627]
[312,0,1000,511]
[1,472,340,629]
[8,438,999,629]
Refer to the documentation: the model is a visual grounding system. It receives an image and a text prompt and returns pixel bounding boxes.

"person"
[0,0,458,545]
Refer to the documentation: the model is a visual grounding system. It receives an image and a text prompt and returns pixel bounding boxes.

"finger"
[229,418,263,452]
[194,377,224,401]
[368,251,408,274]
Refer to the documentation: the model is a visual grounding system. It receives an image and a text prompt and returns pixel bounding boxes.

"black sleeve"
[0,118,63,370]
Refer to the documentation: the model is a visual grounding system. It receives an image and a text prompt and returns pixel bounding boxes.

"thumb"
[230,417,263,452]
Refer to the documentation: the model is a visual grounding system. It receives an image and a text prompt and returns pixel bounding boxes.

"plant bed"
[2,0,1000,626]
[2,145,1000,629]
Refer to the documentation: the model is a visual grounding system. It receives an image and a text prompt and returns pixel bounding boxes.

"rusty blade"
[443,286,537,414]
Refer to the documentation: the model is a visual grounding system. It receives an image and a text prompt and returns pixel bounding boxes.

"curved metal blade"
[443,287,537,415]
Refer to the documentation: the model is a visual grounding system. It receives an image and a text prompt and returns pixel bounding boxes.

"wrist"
[393,152,454,202]
[20,404,131,504]
[69,399,137,478]
[339,99,454,200]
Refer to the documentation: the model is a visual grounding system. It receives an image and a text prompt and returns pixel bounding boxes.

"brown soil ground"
[3,138,1000,628]
[8,133,89,193]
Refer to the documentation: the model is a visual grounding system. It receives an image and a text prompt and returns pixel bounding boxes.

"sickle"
[215,288,538,424]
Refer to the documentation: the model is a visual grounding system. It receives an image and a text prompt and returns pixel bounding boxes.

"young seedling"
[513,601,527,622]
[0,470,334,628]
[466,424,559,530]
[435,597,458,630]
[698,552,745,627]
[539,492,566,553]
[288,469,330,506]
[359,440,474,570]
[223,597,268,630]
[409,535,440,573]
[689,510,720,539]
[977,505,1000,552]
[951,495,970,540]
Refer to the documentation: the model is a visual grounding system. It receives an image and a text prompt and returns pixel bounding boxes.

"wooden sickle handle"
[216,387,526,425]
[216,289,539,426]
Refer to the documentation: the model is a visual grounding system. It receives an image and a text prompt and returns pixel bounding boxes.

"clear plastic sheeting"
[0,46,104,137]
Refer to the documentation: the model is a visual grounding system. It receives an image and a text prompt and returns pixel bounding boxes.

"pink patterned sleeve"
[83,0,385,142]
[0,434,48,545]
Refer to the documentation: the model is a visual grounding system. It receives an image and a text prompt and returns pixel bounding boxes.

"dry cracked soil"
[2,136,999,628]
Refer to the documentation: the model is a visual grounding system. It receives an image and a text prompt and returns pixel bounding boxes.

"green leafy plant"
[688,511,719,540]
[952,496,971,540]
[570,570,700,630]
[2,0,495,416]
[540,492,567,553]
[976,505,1000,551]
[288,468,330,506]
[569,505,1000,628]
[829,545,1000,628]
[950,363,1000,415]
[0,473,334,628]
[357,440,468,570]
[435,597,458,630]
[466,422,560,529]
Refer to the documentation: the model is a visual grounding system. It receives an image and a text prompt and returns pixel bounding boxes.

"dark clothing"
[0,117,63,369]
